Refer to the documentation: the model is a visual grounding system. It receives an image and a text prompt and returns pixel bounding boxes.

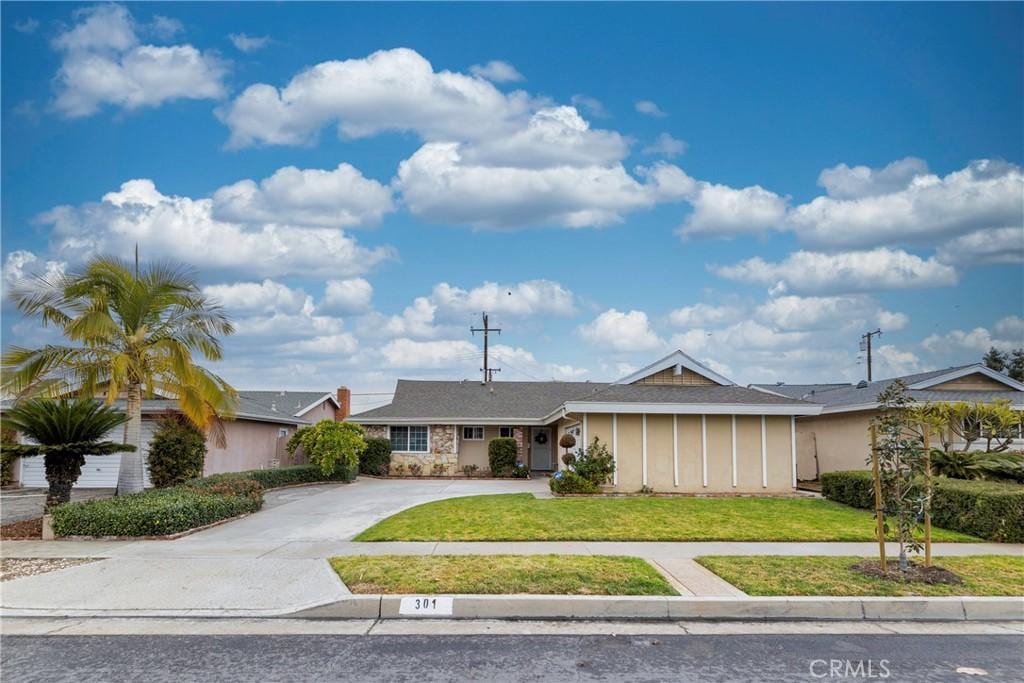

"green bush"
[201,464,356,490]
[488,437,518,475]
[287,421,366,477]
[360,437,392,476]
[549,470,598,494]
[147,418,207,488]
[51,483,263,537]
[1,428,16,487]
[821,470,1024,542]
[568,437,616,486]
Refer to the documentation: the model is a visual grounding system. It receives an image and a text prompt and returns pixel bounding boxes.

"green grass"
[696,555,1024,597]
[354,493,979,542]
[329,554,677,595]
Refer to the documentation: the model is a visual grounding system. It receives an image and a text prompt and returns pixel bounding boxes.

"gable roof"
[614,350,734,386]
[239,391,339,418]
[0,395,310,426]
[749,383,853,400]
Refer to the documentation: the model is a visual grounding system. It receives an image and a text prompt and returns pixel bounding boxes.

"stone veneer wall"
[361,424,457,476]
[513,427,527,465]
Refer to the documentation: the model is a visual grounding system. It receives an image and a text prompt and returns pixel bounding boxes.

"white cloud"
[642,133,687,158]
[679,182,788,238]
[789,159,1023,248]
[668,303,743,328]
[547,364,589,380]
[713,248,958,295]
[379,338,480,368]
[38,178,395,278]
[218,47,533,148]
[148,16,184,41]
[994,316,1024,343]
[51,4,227,118]
[2,250,66,290]
[211,163,394,229]
[357,297,442,339]
[469,60,524,83]
[872,345,922,377]
[13,18,40,34]
[570,94,608,119]
[322,278,373,313]
[817,157,929,199]
[635,100,666,117]
[935,226,1024,266]
[228,33,270,52]
[431,280,575,317]
[283,333,358,355]
[578,309,663,352]
[755,295,908,332]
[922,326,1016,355]
[203,279,310,314]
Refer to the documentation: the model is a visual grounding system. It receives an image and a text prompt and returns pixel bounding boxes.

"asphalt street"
[2,633,1022,682]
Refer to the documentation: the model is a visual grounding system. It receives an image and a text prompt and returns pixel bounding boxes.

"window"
[278,428,289,438]
[462,426,484,440]
[499,426,516,438]
[390,425,429,452]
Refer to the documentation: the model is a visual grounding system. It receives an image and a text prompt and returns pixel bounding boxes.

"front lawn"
[330,554,677,595]
[696,555,1024,597]
[354,493,978,542]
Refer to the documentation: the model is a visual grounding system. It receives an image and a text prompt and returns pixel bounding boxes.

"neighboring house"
[349,350,820,493]
[2,388,350,489]
[753,365,1024,481]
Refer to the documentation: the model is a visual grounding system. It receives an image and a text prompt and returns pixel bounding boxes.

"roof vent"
[673,363,683,376]
[270,401,277,412]
[856,380,868,389]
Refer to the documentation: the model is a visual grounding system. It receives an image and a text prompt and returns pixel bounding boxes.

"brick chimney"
[336,386,351,421]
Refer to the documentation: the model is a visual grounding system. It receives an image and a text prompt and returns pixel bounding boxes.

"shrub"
[1,428,17,487]
[821,470,1024,542]
[287,421,366,477]
[51,483,262,537]
[147,417,207,488]
[567,437,615,486]
[431,463,445,476]
[408,462,423,477]
[509,462,530,478]
[201,464,356,489]
[549,470,598,494]
[360,437,392,476]
[462,464,479,477]
[488,437,518,475]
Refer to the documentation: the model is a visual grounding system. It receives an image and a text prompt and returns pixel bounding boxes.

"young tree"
[2,257,238,495]
[871,380,927,572]
[3,399,135,511]
[287,421,366,477]
[1009,349,1024,383]
[983,347,1008,372]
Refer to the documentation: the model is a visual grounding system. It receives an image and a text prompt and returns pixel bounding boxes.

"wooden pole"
[870,424,886,570]
[923,425,932,567]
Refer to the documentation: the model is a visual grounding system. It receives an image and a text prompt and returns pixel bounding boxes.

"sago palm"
[2,399,136,510]
[2,256,238,494]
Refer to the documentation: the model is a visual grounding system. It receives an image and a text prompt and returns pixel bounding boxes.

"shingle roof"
[350,378,815,422]
[750,383,853,400]
[239,391,335,418]
[0,396,310,426]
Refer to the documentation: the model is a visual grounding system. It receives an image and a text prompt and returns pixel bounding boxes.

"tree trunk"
[44,454,84,512]
[116,383,145,495]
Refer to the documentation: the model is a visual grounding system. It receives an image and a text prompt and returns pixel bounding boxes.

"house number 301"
[399,596,454,616]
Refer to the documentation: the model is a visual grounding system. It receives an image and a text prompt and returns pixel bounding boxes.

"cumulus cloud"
[570,94,608,119]
[218,47,533,148]
[357,297,443,340]
[211,163,394,229]
[2,250,66,289]
[922,324,1020,355]
[228,32,270,52]
[469,60,524,83]
[37,178,395,278]
[321,278,373,313]
[873,345,922,377]
[379,338,480,368]
[643,132,687,158]
[148,15,184,41]
[754,295,908,332]
[283,333,358,355]
[635,100,666,117]
[431,280,575,317]
[994,315,1024,343]
[713,248,958,295]
[935,226,1024,266]
[788,159,1023,249]
[203,279,310,314]
[578,309,664,352]
[668,303,743,328]
[51,4,227,118]
[679,182,789,238]
[13,18,40,34]
[817,157,929,199]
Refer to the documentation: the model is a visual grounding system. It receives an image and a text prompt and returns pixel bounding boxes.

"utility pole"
[471,312,501,384]
[860,329,882,381]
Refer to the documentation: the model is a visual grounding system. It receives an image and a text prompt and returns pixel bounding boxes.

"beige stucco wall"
[457,425,505,470]
[795,410,874,480]
[205,420,292,476]
[299,400,337,423]
[580,412,794,493]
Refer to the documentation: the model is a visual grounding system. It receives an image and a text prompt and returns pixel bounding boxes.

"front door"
[531,427,552,470]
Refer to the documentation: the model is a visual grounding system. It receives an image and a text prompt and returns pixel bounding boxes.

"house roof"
[0,396,310,426]
[350,377,820,424]
[754,364,1024,414]
[238,391,338,418]
[750,383,853,400]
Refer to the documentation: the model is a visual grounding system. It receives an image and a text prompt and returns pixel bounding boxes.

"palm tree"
[3,399,136,511]
[2,256,238,494]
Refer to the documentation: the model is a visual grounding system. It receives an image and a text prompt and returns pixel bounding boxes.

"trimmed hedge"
[549,470,598,494]
[488,437,518,475]
[147,418,206,488]
[821,470,1024,543]
[360,437,392,476]
[203,464,357,490]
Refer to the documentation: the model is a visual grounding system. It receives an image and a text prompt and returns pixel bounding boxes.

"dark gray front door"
[531,427,552,470]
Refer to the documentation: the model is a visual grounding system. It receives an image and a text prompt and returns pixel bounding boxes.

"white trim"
[819,400,1024,415]
[612,414,618,487]
[461,426,485,440]
[907,364,1024,392]
[583,413,589,449]
[641,414,648,487]
[672,414,679,487]
[790,416,797,488]
[700,415,708,488]
[294,393,341,417]
[454,423,459,454]
[613,349,735,386]
[352,416,550,425]
[760,415,768,489]
[730,415,737,488]
[563,401,821,416]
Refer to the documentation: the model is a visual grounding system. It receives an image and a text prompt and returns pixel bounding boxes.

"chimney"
[336,386,351,421]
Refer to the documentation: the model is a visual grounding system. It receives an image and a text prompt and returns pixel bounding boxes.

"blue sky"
[3,2,1022,413]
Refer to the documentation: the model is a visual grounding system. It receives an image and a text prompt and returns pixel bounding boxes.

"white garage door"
[19,421,156,489]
